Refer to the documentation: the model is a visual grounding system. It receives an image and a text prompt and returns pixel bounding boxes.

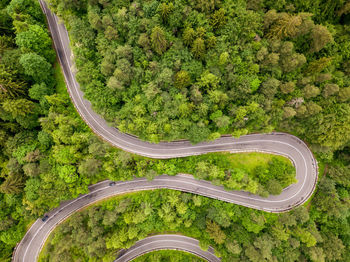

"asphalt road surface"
[37,0,318,212]
[114,235,221,262]
[13,171,318,262]
[12,1,319,261]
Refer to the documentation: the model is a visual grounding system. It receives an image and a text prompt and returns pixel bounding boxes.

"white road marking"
[21,183,110,262]
[115,238,220,262]
[14,2,318,262]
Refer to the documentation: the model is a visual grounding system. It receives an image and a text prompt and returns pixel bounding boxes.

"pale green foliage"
[191,0,219,13]
[323,83,338,98]
[280,82,295,94]
[219,52,229,65]
[283,107,296,118]
[338,87,350,102]
[0,174,24,194]
[174,70,191,89]
[306,57,332,75]
[206,220,226,244]
[225,240,241,255]
[59,165,78,183]
[310,25,333,53]
[2,98,35,117]
[182,27,196,46]
[210,8,226,30]
[105,26,118,40]
[266,11,302,39]
[150,26,167,55]
[191,38,206,59]
[198,71,219,89]
[158,2,173,22]
[303,85,320,99]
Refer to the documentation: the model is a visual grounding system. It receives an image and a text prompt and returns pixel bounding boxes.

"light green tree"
[0,78,26,99]
[267,13,302,39]
[280,82,295,94]
[310,25,333,53]
[206,220,226,244]
[158,2,173,22]
[191,38,206,59]
[182,27,196,46]
[303,85,320,99]
[322,83,339,98]
[174,70,191,89]
[151,26,167,55]
[283,107,296,118]
[0,174,24,194]
[211,8,226,29]
[2,98,35,118]
[15,24,55,62]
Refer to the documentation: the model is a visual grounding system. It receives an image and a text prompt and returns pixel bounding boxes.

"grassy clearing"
[221,152,292,173]
[164,151,296,195]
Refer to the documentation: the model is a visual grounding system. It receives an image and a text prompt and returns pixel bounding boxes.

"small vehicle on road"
[41,215,49,222]
[109,182,116,186]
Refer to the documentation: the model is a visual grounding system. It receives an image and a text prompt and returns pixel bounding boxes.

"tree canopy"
[44,0,350,153]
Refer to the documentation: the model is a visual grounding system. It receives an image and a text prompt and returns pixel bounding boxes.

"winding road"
[12,1,319,261]
[36,0,318,211]
[114,235,221,262]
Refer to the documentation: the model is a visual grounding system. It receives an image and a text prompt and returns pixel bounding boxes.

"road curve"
[114,234,221,262]
[38,0,318,212]
[12,1,318,262]
[39,0,314,160]
[13,173,316,262]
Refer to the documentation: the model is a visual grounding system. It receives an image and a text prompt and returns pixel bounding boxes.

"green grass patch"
[317,160,326,181]
[154,152,296,196]
[220,152,292,173]
[133,250,205,262]
[53,61,68,96]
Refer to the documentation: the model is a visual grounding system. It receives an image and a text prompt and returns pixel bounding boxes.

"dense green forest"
[46,0,350,147]
[39,186,350,261]
[132,250,205,262]
[0,0,294,259]
[0,0,350,261]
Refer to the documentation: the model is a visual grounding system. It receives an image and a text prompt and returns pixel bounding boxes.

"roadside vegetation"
[46,0,350,150]
[0,0,349,261]
[39,186,349,262]
[159,152,296,196]
[132,250,205,262]
[0,1,295,259]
